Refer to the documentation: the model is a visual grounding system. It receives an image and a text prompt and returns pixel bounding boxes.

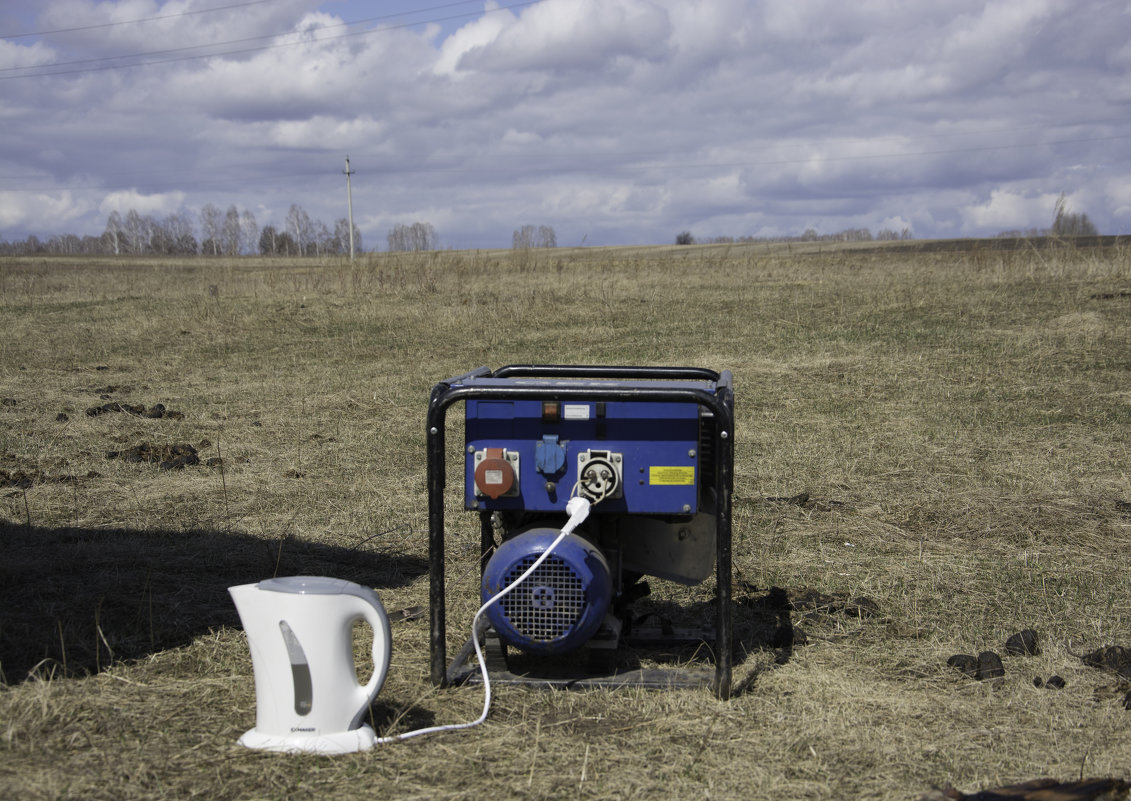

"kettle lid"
[257,576,376,601]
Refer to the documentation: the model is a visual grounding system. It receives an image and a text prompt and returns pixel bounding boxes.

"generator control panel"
[464,392,705,515]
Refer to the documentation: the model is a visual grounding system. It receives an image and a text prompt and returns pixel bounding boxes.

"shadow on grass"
[0,521,428,685]
[625,585,802,695]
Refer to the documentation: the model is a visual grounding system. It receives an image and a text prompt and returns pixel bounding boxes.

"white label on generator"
[484,469,504,484]
[562,404,590,420]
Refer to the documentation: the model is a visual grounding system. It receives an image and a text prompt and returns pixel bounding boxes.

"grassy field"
[1,241,1129,800]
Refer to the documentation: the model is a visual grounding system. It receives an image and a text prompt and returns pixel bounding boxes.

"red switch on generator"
[473,447,519,499]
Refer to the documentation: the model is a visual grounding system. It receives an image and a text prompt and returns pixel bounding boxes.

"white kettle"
[229,576,392,754]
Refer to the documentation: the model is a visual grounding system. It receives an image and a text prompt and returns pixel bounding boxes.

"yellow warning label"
[649,466,695,486]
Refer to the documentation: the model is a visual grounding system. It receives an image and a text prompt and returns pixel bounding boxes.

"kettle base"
[238,724,378,754]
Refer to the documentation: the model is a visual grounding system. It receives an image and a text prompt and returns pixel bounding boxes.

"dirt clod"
[1004,629,1040,656]
[976,651,1005,680]
[1081,645,1131,679]
[948,654,979,678]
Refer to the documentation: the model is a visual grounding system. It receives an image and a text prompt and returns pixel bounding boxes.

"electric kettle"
[229,576,391,754]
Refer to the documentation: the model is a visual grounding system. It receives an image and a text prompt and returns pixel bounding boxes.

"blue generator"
[427,365,735,697]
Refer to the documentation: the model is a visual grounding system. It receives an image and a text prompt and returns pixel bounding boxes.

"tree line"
[1,211,568,257]
[0,203,362,257]
[676,226,914,246]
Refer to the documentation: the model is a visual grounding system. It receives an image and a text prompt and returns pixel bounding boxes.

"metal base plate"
[447,625,719,691]
[450,664,717,691]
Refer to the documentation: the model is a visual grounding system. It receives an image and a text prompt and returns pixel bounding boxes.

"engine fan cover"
[481,527,612,654]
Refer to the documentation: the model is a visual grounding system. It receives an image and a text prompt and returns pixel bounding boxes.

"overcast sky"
[2,0,1129,249]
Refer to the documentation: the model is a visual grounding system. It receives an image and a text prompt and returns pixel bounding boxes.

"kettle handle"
[349,592,392,705]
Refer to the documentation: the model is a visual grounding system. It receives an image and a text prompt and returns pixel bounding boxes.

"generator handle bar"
[426,368,734,698]
[491,364,722,382]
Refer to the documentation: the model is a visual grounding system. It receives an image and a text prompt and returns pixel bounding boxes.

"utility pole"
[343,155,356,260]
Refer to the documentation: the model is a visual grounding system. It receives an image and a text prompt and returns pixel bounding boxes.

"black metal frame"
[427,364,735,699]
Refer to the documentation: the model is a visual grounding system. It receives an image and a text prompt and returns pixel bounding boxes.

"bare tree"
[513,224,557,249]
[200,204,222,256]
[240,210,258,256]
[103,211,123,255]
[123,209,152,254]
[286,204,314,255]
[218,205,240,256]
[513,224,536,249]
[259,225,279,255]
[311,219,333,256]
[334,218,362,254]
[162,212,197,254]
[1052,193,1098,236]
[387,221,436,252]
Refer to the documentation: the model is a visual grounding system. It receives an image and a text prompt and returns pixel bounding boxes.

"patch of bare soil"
[918,777,1129,801]
[86,401,184,419]
[106,442,199,469]
[1080,646,1131,710]
[0,466,100,489]
[784,587,880,618]
[1081,645,1131,679]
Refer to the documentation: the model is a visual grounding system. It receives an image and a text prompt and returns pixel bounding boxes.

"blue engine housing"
[481,528,612,654]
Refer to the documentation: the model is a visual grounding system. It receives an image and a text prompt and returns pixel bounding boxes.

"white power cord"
[376,496,592,743]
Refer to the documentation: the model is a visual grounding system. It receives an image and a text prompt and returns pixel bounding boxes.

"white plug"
[561,496,591,536]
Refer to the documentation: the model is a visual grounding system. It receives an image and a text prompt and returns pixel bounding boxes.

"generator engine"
[427,365,735,696]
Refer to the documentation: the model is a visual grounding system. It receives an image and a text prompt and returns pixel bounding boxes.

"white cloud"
[433,2,516,76]
[99,189,186,217]
[961,189,1059,232]
[459,0,672,73]
[0,190,86,229]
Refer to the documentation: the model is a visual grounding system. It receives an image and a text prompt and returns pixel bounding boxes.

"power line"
[0,1,533,79]
[0,0,272,40]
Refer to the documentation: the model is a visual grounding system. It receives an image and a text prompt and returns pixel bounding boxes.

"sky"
[1,0,1129,250]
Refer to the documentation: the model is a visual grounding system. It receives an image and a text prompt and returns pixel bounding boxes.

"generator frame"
[427,364,736,699]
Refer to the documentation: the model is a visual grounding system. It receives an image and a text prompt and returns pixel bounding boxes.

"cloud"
[99,189,186,217]
[456,0,672,74]
[961,189,1059,232]
[0,190,87,229]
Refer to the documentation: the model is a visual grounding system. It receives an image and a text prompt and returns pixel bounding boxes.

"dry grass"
[1,241,1129,800]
